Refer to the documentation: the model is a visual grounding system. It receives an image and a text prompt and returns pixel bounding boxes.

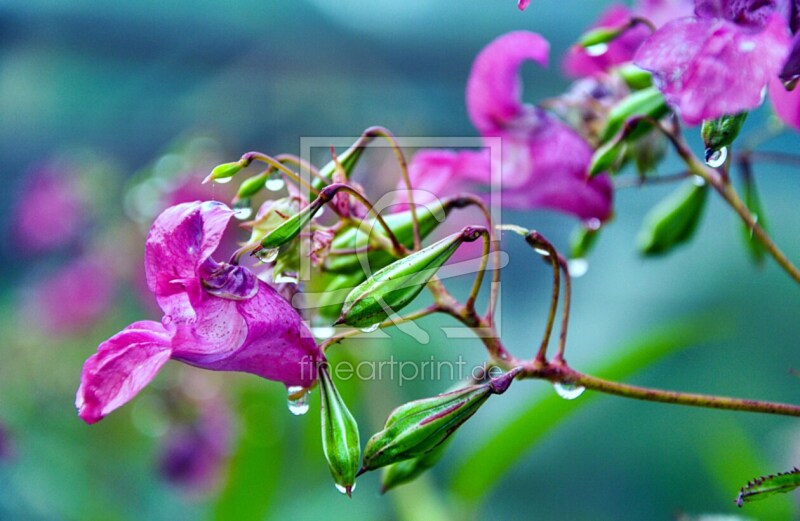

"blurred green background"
[2,1,800,520]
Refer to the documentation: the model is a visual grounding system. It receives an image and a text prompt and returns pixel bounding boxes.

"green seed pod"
[589,139,625,177]
[569,222,602,260]
[260,199,325,251]
[615,63,653,90]
[313,144,367,191]
[236,172,269,200]
[204,160,244,184]
[637,180,709,256]
[361,370,518,473]
[600,87,669,144]
[578,26,625,48]
[319,366,361,497]
[324,199,448,275]
[336,226,486,328]
[380,435,453,493]
[701,112,748,162]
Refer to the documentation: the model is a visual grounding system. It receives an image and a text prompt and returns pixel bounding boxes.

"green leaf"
[737,468,800,508]
[600,87,669,144]
[448,319,726,504]
[637,180,709,256]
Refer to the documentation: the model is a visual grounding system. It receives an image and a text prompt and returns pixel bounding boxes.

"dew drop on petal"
[553,381,586,400]
[265,174,285,192]
[585,43,608,57]
[255,248,280,263]
[360,323,381,333]
[287,386,311,416]
[568,258,589,278]
[335,482,356,495]
[705,146,727,168]
[214,176,233,184]
[233,204,252,220]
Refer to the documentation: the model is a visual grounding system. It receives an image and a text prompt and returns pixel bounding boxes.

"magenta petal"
[769,75,800,130]
[145,201,234,317]
[172,281,320,387]
[635,15,790,125]
[502,115,613,221]
[466,31,550,135]
[518,0,530,10]
[76,321,173,424]
[397,149,490,208]
[200,262,259,300]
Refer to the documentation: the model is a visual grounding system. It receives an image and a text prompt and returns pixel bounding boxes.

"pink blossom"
[518,0,530,10]
[405,31,613,223]
[76,201,320,424]
[635,1,791,125]
[770,74,800,129]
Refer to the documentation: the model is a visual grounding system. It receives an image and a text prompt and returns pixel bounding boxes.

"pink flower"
[518,0,530,10]
[76,201,320,424]
[405,31,613,223]
[634,1,791,125]
[23,255,116,335]
[13,166,85,254]
[770,74,800,128]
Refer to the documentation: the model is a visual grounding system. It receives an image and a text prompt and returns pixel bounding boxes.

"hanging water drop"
[692,175,706,187]
[533,247,550,257]
[567,258,589,278]
[213,176,233,184]
[265,174,285,192]
[255,247,280,263]
[784,77,799,91]
[705,146,727,168]
[553,381,586,400]
[274,273,299,285]
[584,218,602,231]
[287,386,311,416]
[335,482,356,496]
[312,326,335,339]
[360,323,381,333]
[232,201,252,220]
[585,43,608,57]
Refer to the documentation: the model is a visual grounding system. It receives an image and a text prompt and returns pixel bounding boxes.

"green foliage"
[637,181,709,255]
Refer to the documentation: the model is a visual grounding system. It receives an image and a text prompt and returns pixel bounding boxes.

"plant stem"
[241,151,319,195]
[466,231,491,311]
[524,232,561,364]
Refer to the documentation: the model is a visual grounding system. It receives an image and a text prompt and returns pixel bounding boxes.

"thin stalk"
[524,231,560,364]
[274,153,329,186]
[320,305,440,353]
[466,230,491,311]
[241,151,319,195]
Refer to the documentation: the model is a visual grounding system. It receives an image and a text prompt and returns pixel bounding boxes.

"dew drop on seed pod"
[233,205,252,220]
[312,326,335,339]
[287,386,311,416]
[255,248,280,263]
[335,482,356,495]
[533,247,550,257]
[705,147,727,168]
[265,174,285,192]
[568,258,589,278]
[585,43,608,57]
[360,323,381,333]
[214,176,233,184]
[553,382,586,400]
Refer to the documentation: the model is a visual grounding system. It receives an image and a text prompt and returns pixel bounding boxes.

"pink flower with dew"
[76,201,320,424]
[403,31,613,223]
[14,167,85,253]
[635,1,791,125]
[24,255,116,335]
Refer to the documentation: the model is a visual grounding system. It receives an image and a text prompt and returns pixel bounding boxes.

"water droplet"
[692,175,706,187]
[553,381,586,400]
[784,76,799,91]
[533,247,550,257]
[739,40,755,52]
[585,43,608,57]
[265,174,285,192]
[274,273,299,285]
[255,248,280,263]
[568,258,589,278]
[584,218,602,231]
[312,326,335,339]
[214,176,233,184]
[287,386,311,416]
[705,146,727,168]
[335,482,356,495]
[360,323,381,333]
[233,203,252,220]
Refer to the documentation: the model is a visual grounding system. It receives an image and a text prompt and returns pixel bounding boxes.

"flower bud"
[319,365,361,497]
[637,180,708,256]
[600,87,669,143]
[569,222,601,260]
[314,144,366,191]
[380,437,453,493]
[615,63,652,90]
[203,160,245,184]
[361,370,519,473]
[324,199,448,275]
[336,226,486,329]
[259,198,325,251]
[236,172,269,200]
[701,112,747,163]
[577,25,626,49]
[589,139,625,177]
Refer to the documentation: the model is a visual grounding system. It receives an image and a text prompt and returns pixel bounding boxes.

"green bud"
[314,272,367,320]
[361,370,519,473]
[236,172,269,200]
[336,226,486,328]
[701,112,747,162]
[380,436,453,493]
[569,222,602,259]
[259,199,325,251]
[204,160,244,184]
[324,199,448,275]
[637,180,709,256]
[616,63,653,90]
[578,26,624,48]
[319,366,361,497]
[589,139,625,177]
[600,87,669,144]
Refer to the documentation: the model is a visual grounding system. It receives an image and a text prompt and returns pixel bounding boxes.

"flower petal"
[76,321,173,424]
[769,75,800,129]
[145,201,234,317]
[635,15,790,125]
[466,31,550,135]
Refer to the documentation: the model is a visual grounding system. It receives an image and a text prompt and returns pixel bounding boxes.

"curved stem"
[274,153,329,186]
[241,151,319,196]
[524,232,560,364]
[554,254,571,364]
[466,231,491,311]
